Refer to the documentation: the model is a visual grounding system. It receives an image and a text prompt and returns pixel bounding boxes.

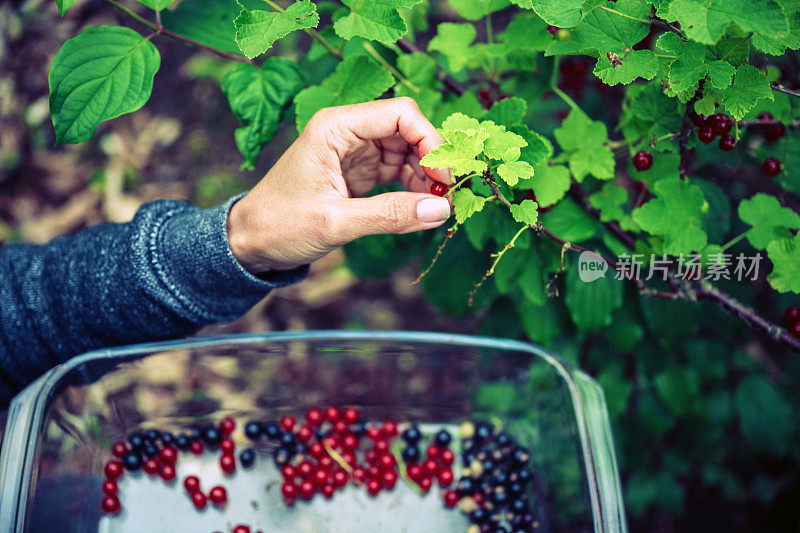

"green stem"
[485,14,497,80]
[722,232,747,251]
[447,173,477,196]
[105,0,157,30]
[549,56,581,112]
[362,42,419,93]
[598,5,649,24]
[262,0,343,60]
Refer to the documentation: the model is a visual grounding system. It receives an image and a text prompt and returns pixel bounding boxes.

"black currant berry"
[244,421,263,441]
[474,421,494,441]
[122,451,142,471]
[145,429,161,442]
[434,429,452,447]
[264,421,282,440]
[762,157,782,177]
[632,151,653,171]
[202,427,221,446]
[127,432,145,450]
[718,134,736,151]
[239,448,256,469]
[402,425,422,444]
[402,445,420,463]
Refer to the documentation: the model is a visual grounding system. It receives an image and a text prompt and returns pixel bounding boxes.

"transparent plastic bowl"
[0,331,627,532]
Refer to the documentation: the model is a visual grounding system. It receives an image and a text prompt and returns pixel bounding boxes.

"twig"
[771,82,800,99]
[568,183,637,249]
[411,224,459,284]
[362,42,419,93]
[678,90,701,180]
[468,224,527,306]
[396,38,466,95]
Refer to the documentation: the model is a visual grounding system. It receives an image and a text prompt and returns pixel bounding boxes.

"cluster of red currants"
[786,306,800,339]
[691,111,736,150]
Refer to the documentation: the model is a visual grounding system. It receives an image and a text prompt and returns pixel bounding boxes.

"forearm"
[0,196,307,405]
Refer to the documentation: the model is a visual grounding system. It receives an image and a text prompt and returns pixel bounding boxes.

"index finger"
[325,97,454,184]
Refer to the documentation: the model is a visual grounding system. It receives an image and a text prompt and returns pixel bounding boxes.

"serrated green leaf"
[540,198,598,242]
[655,367,701,415]
[485,97,528,126]
[498,161,534,186]
[500,12,554,53]
[525,0,586,27]
[738,194,800,249]
[589,184,630,222]
[666,0,788,45]
[442,112,482,131]
[395,52,441,115]
[222,59,304,171]
[766,234,800,293]
[135,0,174,11]
[421,130,489,176]
[453,188,489,223]
[524,164,571,207]
[721,64,774,120]
[161,0,261,55]
[334,0,422,42]
[56,0,79,16]
[565,264,623,332]
[510,125,554,168]
[49,26,160,145]
[752,8,800,55]
[234,0,319,59]
[483,124,528,162]
[546,0,651,55]
[736,376,793,454]
[510,199,539,225]
[632,178,708,254]
[594,49,658,85]
[448,0,510,20]
[554,109,615,181]
[705,60,735,89]
[294,56,394,132]
[428,23,477,72]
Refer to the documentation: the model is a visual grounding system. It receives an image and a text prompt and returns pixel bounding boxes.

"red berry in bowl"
[381,420,398,438]
[437,468,454,487]
[220,453,236,475]
[366,425,382,441]
[423,458,439,475]
[764,122,786,141]
[368,465,381,479]
[333,469,348,487]
[322,484,335,499]
[430,181,448,197]
[332,421,349,435]
[219,437,235,454]
[352,466,367,483]
[209,486,227,506]
[418,477,433,492]
[710,113,732,136]
[440,449,455,466]
[111,441,128,458]
[296,425,314,443]
[298,460,314,478]
[143,458,159,475]
[314,468,329,487]
[382,469,398,489]
[306,407,324,426]
[378,454,395,470]
[318,456,335,471]
[632,151,653,171]
[341,451,356,466]
[184,475,201,493]
[309,442,325,458]
[280,415,296,432]
[104,461,124,480]
[281,482,297,501]
[697,126,715,143]
[281,464,296,480]
[374,439,390,454]
[366,478,382,496]
[218,416,236,435]
[718,134,736,151]
[159,445,178,464]
[191,491,207,510]
[102,479,118,496]
[232,526,250,533]
[341,434,359,450]
[443,490,460,508]
[299,480,316,500]
[786,306,800,326]
[189,440,204,455]
[325,406,341,422]
[160,462,176,482]
[101,494,121,514]
[763,157,782,176]
[406,463,422,481]
[343,407,360,424]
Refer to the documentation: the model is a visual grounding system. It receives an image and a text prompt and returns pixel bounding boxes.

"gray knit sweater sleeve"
[0,196,308,405]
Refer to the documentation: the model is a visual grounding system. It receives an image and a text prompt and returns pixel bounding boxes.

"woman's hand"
[227,97,453,274]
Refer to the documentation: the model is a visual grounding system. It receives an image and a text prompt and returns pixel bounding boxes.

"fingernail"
[417,197,451,222]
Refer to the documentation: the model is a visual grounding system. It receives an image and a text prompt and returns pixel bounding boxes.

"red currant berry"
[281,482,297,501]
[309,442,325,458]
[183,475,201,493]
[423,458,439,475]
[313,468,329,487]
[443,490,460,508]
[368,465,381,479]
[325,406,341,422]
[364,448,378,465]
[281,464,296,480]
[143,458,159,475]
[299,480,316,500]
[102,479,118,495]
[322,484,335,499]
[280,415,296,432]
[406,463,422,481]
[764,122,786,142]
[374,439,390,454]
[430,181,448,197]
[333,469,348,487]
[298,460,314,478]
[790,321,800,339]
[547,25,559,36]
[382,469,398,490]
[158,445,178,464]
[104,461,124,480]
[472,491,486,506]
[758,111,774,121]
[332,421,349,435]
[341,434,359,450]
[191,491,207,510]
[418,476,432,492]
[426,445,441,460]
[352,466,367,483]
[632,151,653,171]
[690,111,708,127]
[218,416,236,435]
[366,425,382,441]
[341,451,357,466]
[296,425,314,443]
[763,157,782,177]
[437,468,454,487]
[111,441,128,458]
[366,478,382,496]
[378,454,395,470]
[786,306,800,326]
[323,435,339,450]
[220,453,236,475]
[160,462,176,482]
[718,134,736,151]
[189,440,204,455]
[478,87,493,108]
[306,407,324,426]
[697,126,715,143]
[381,420,398,438]
[709,113,732,136]
[209,486,227,506]
[101,494,121,514]
[232,526,250,533]
[342,407,360,424]
[219,437,235,454]
[318,455,335,471]
[440,449,455,466]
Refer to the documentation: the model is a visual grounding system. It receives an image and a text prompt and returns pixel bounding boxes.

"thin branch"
[771,82,800,99]
[262,0,342,60]
[569,183,637,249]
[411,224,459,284]
[396,38,466,96]
[678,91,701,180]
[598,5,649,23]
[363,42,419,93]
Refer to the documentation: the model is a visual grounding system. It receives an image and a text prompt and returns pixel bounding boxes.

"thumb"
[330,191,451,243]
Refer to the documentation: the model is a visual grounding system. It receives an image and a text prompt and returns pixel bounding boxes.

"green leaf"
[721,65,774,120]
[294,56,394,132]
[442,112,482,131]
[421,130,489,177]
[589,183,638,230]
[510,125,554,168]
[554,109,615,181]
[524,0,587,27]
[593,49,658,85]
[565,263,623,333]
[56,0,79,16]
[540,198,598,242]
[475,382,520,413]
[766,234,800,294]
[546,0,651,55]
[497,161,534,186]
[665,0,789,45]
[234,0,319,59]
[597,361,633,419]
[736,376,793,455]
[483,124,528,162]
[510,199,539,225]
[161,0,262,56]
[453,188,489,223]
[135,0,174,11]
[523,164,571,207]
[515,296,560,346]
[484,97,528,126]
[428,23,477,72]
[334,0,423,42]
[632,178,708,255]
[654,367,701,415]
[49,26,160,145]
[395,53,441,115]
[222,59,304,171]
[738,194,800,249]
[448,0,510,20]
